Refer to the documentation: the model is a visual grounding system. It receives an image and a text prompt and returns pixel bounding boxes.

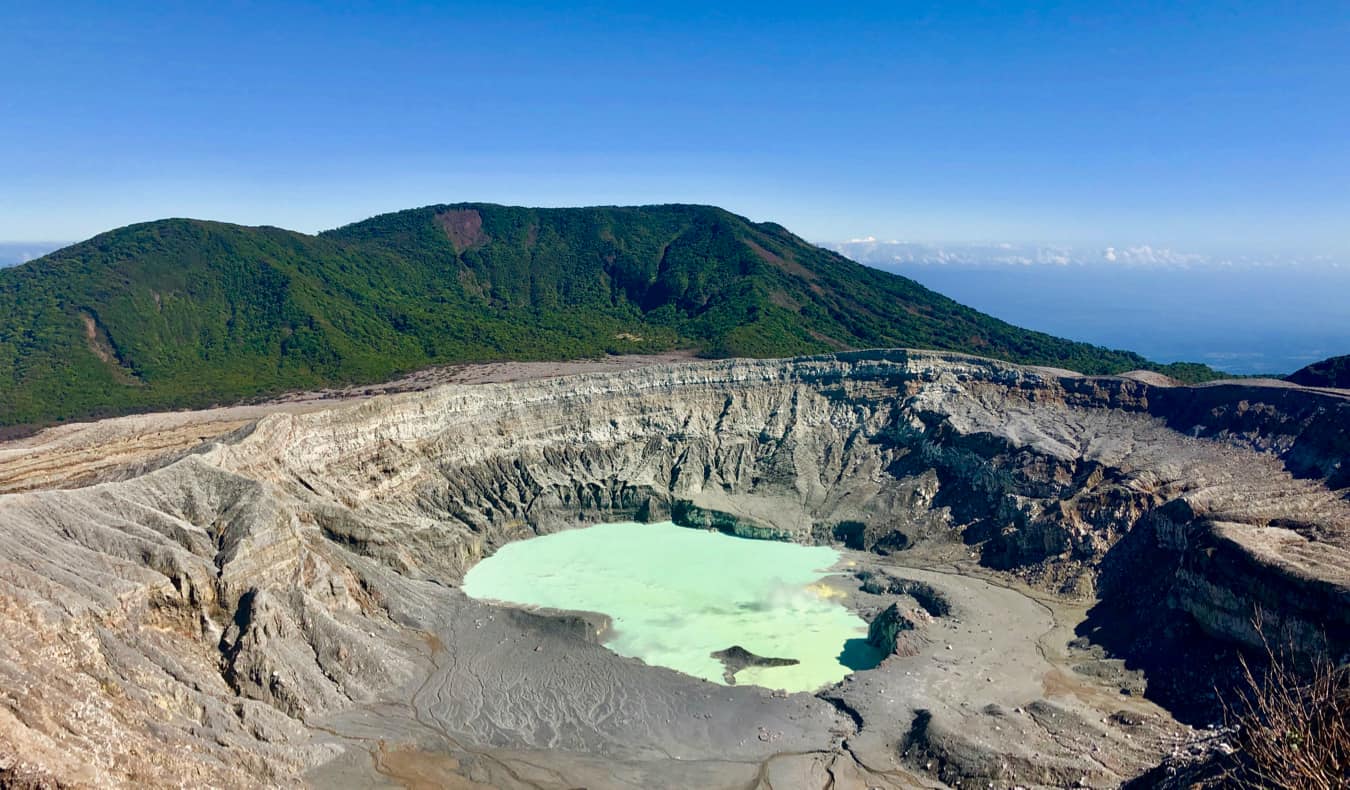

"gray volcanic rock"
[0,349,1346,788]
[710,645,800,684]
[866,603,919,656]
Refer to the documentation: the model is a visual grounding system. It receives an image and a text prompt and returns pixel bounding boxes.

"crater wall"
[0,350,1345,787]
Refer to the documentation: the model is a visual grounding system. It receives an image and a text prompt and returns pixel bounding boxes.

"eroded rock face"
[0,350,1346,787]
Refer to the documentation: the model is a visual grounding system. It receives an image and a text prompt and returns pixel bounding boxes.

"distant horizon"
[5,214,1349,271]
[3,199,1348,270]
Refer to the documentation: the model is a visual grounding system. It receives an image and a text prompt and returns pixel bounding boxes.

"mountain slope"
[0,203,1219,426]
[1287,354,1350,389]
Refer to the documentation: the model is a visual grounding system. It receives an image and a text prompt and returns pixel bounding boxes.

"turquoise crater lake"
[462,521,880,692]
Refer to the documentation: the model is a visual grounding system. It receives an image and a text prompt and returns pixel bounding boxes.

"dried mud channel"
[0,350,1346,789]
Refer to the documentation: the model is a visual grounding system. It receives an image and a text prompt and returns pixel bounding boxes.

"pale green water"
[461,521,879,692]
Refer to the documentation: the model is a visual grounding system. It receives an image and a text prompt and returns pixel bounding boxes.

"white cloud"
[1097,245,1208,267]
[823,238,1344,270]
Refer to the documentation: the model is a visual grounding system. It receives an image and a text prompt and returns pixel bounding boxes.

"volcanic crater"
[0,350,1347,789]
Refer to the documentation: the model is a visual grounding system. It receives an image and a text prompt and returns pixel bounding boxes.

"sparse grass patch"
[1222,615,1349,789]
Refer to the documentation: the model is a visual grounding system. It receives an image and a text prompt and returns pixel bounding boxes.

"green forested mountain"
[1287,355,1350,389]
[0,203,1221,426]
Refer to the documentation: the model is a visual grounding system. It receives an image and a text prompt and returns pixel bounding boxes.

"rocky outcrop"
[866,603,918,656]
[0,349,1346,787]
[710,646,800,684]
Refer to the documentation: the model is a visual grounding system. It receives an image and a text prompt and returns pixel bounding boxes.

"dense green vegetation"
[0,203,1226,427]
[1287,354,1350,389]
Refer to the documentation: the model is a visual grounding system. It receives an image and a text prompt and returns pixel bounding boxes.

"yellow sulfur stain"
[806,582,847,599]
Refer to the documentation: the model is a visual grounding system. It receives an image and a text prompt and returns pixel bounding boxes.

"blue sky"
[3,1,1347,254]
